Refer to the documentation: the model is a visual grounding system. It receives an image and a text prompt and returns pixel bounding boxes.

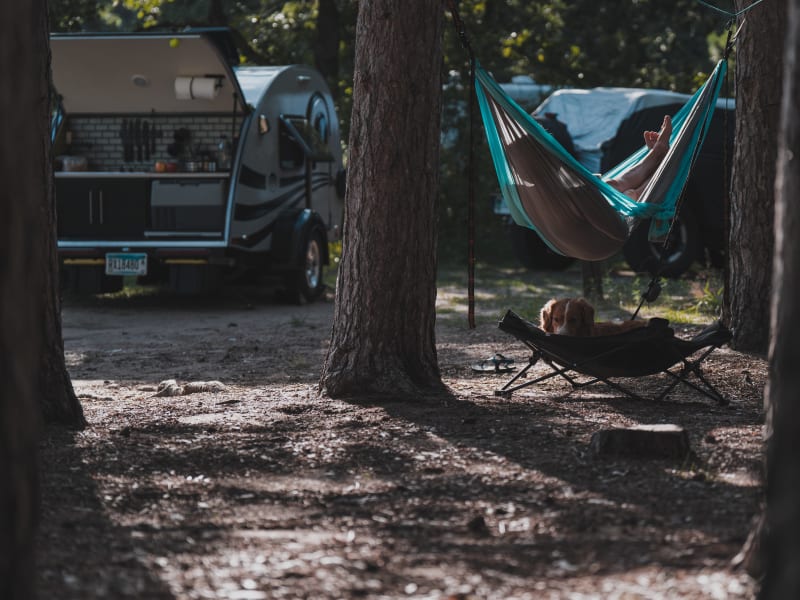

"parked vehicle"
[494,83,735,277]
[51,28,344,299]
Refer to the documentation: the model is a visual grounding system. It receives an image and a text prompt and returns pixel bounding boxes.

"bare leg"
[607,115,672,199]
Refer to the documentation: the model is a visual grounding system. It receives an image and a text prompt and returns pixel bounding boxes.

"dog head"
[540,297,594,336]
[540,298,566,333]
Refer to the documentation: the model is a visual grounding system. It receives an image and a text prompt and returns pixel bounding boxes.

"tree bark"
[207,0,227,26]
[759,0,800,596]
[41,115,84,427]
[42,12,86,429]
[0,2,52,597]
[581,261,604,302]
[39,244,85,428]
[725,1,787,353]
[320,0,446,398]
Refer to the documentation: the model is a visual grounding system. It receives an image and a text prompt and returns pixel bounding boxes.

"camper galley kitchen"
[51,29,344,300]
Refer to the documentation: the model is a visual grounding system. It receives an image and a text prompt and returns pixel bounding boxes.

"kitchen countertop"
[54,171,230,179]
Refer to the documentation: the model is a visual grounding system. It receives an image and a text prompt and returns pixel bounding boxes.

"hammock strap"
[696,0,767,18]
[633,22,738,320]
[631,70,722,317]
[446,0,477,328]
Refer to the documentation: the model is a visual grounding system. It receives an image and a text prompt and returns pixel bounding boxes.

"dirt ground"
[37,277,767,599]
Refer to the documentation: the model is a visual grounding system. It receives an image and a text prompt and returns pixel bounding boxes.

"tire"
[284,228,325,303]
[509,223,575,270]
[623,212,700,278]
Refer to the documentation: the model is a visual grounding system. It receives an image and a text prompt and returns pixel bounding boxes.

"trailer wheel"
[284,228,325,303]
[623,212,700,278]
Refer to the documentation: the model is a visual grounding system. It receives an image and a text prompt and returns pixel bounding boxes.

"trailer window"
[308,93,330,144]
[279,115,334,170]
[279,120,305,170]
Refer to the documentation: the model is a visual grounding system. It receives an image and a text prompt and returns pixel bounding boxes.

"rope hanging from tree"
[696,0,768,18]
[631,20,738,318]
[445,0,477,328]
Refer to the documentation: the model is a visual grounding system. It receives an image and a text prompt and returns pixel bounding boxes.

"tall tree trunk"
[0,2,51,597]
[725,1,787,353]
[41,128,84,426]
[760,0,800,596]
[207,0,227,26]
[314,0,340,97]
[320,0,445,397]
[42,18,86,428]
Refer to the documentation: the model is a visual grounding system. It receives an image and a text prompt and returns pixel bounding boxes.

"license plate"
[105,253,147,276]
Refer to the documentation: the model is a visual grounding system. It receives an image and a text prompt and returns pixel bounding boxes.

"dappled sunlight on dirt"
[39,276,764,599]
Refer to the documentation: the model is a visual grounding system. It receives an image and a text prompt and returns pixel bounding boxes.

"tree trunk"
[320,0,445,398]
[725,1,787,353]
[581,261,604,302]
[39,237,85,428]
[41,121,85,426]
[759,0,800,596]
[314,0,340,97]
[207,0,227,26]
[0,2,51,597]
[42,15,86,429]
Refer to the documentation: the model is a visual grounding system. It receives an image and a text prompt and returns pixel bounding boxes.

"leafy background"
[48,0,737,263]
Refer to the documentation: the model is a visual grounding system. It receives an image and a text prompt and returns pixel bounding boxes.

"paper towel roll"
[174,76,220,101]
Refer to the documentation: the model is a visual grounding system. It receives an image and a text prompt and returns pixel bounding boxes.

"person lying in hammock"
[605,115,672,201]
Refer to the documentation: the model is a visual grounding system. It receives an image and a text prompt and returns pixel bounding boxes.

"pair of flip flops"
[471,353,515,373]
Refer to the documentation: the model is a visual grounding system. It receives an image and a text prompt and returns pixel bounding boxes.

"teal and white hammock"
[475,59,728,261]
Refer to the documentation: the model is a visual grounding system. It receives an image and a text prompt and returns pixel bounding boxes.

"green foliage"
[48,0,734,260]
[438,0,734,261]
[323,240,341,290]
[695,276,725,316]
[434,261,725,328]
[443,0,730,91]
[119,0,174,28]
[49,0,103,30]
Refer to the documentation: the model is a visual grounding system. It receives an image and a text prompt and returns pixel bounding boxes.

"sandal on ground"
[471,353,515,373]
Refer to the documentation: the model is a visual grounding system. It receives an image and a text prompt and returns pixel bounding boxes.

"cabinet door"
[150,179,226,233]
[55,178,148,240]
[56,179,95,238]
[96,179,148,238]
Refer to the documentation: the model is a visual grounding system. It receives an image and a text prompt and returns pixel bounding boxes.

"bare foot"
[643,115,672,152]
[608,115,673,197]
[624,188,641,201]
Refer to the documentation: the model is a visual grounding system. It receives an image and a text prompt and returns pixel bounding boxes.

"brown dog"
[539,297,648,336]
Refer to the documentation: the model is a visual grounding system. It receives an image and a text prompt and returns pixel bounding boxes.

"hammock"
[475,59,728,261]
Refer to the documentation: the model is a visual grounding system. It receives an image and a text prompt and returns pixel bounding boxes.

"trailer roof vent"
[131,74,150,88]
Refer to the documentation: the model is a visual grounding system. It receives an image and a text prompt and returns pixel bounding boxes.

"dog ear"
[540,299,555,332]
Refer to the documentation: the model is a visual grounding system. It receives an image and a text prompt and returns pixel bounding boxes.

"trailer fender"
[271,208,329,268]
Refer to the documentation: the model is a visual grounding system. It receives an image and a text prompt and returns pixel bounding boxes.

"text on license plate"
[105,253,148,276]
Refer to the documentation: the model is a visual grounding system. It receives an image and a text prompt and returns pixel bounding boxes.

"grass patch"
[70,244,725,330]
[436,256,726,327]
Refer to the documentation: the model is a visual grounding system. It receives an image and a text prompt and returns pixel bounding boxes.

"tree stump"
[590,424,691,460]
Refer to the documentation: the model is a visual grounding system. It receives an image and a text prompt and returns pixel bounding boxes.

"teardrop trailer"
[50,28,344,300]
